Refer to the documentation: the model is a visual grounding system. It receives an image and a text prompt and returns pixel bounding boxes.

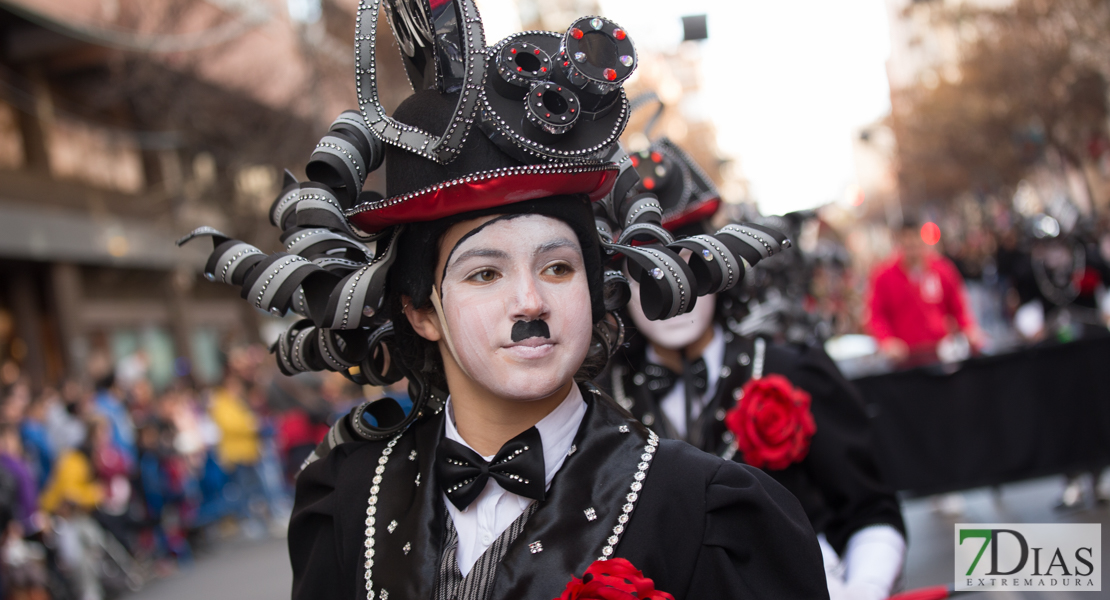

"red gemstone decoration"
[643,177,656,190]
[613,28,626,40]
[651,152,662,163]
[511,48,517,54]
[534,48,541,54]
[563,61,569,67]
[571,28,583,39]
[630,156,640,167]
[603,68,617,81]
[546,113,551,117]
[541,67,547,72]
[517,67,523,72]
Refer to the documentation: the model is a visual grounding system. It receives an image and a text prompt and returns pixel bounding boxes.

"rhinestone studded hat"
[177,0,790,439]
[629,138,722,234]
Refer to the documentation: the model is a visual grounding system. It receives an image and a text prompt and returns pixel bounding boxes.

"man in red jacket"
[866,221,981,366]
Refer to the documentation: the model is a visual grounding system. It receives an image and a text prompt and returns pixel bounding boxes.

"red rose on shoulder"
[556,558,674,600]
[724,374,817,470]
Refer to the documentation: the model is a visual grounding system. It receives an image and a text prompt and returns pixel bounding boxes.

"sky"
[594,0,894,216]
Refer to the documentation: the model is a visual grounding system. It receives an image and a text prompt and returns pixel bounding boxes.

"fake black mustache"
[511,320,550,342]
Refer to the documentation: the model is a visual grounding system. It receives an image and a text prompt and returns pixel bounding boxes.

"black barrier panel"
[853,336,1110,496]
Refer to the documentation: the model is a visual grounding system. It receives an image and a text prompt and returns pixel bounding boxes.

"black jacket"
[608,334,905,555]
[288,385,829,599]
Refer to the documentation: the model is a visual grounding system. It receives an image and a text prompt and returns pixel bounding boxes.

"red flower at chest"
[555,558,674,600]
[724,374,817,470]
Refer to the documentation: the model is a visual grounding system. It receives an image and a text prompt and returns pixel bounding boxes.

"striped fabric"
[433,502,540,600]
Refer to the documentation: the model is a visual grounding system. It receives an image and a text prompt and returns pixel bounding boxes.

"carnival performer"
[606,139,906,600]
[181,3,828,599]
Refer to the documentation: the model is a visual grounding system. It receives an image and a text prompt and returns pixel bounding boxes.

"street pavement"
[123,536,291,600]
[121,475,1107,600]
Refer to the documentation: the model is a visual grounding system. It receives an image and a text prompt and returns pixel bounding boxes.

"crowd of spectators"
[805,201,1110,367]
[0,345,357,600]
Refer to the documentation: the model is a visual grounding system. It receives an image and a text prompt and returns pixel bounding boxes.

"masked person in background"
[606,140,906,600]
[182,3,828,598]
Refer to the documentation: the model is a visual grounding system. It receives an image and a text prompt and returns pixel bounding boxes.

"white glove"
[819,534,849,600]
[843,525,906,600]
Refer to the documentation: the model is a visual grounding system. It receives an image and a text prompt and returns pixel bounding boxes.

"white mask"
[435,215,594,402]
[626,276,716,350]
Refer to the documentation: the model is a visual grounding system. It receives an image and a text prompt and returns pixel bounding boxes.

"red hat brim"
[661,196,721,232]
[347,164,618,233]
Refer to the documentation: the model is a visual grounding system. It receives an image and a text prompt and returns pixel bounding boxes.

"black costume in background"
[289,384,829,600]
[608,334,905,555]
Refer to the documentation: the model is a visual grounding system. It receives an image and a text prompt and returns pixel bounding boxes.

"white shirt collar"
[443,382,586,488]
[442,384,587,577]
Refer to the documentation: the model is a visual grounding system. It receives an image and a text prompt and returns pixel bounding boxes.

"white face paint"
[437,215,593,402]
[626,268,717,350]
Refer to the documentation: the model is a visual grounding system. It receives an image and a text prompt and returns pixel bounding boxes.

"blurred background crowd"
[0,344,372,600]
[0,0,1109,598]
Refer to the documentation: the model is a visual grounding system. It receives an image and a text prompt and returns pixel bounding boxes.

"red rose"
[555,558,674,600]
[724,374,817,470]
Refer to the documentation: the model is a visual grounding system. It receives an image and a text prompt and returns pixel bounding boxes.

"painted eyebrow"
[448,247,510,271]
[444,237,581,280]
[534,238,578,256]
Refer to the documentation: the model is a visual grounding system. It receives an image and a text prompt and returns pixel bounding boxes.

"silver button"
[738,353,751,366]
[720,366,732,378]
[715,409,726,421]
[643,413,655,426]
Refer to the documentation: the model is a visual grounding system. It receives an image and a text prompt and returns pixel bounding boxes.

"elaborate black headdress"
[179,0,788,438]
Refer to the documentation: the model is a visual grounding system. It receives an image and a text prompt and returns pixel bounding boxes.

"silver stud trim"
[363,434,401,600]
[598,431,658,560]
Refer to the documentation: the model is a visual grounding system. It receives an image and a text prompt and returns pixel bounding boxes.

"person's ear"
[403,295,442,342]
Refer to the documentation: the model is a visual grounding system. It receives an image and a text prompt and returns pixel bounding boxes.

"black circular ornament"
[480,30,631,163]
[525,82,580,135]
[560,16,637,96]
[495,41,554,97]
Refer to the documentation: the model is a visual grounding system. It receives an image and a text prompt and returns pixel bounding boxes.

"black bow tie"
[641,357,709,400]
[435,426,546,511]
